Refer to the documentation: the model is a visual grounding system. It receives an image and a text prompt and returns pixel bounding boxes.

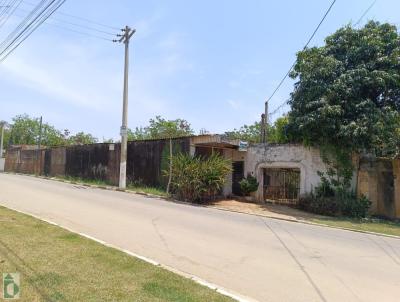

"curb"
[3,172,400,240]
[207,206,400,240]
[2,205,256,302]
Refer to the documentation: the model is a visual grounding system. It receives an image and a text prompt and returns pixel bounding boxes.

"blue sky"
[0,0,399,140]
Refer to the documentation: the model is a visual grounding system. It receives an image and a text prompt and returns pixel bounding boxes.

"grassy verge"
[310,217,400,237]
[127,184,169,197]
[0,206,233,302]
[53,175,169,197]
[55,176,111,186]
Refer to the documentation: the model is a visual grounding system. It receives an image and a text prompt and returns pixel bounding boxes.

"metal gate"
[263,168,300,204]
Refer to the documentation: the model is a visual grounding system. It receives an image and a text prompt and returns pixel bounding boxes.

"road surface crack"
[259,217,327,302]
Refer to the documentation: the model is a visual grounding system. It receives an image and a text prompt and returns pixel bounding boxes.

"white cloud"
[227,99,241,110]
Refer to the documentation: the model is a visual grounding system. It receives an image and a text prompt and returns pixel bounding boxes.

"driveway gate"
[263,168,300,204]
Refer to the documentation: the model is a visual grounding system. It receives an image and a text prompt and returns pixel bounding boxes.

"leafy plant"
[287,21,400,158]
[128,116,194,141]
[239,175,259,196]
[299,183,371,218]
[340,194,371,219]
[166,153,232,203]
[225,116,291,144]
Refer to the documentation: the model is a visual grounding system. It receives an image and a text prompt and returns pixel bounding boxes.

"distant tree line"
[1,114,99,149]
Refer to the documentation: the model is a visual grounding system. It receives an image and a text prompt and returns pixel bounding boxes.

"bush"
[239,175,259,196]
[298,195,340,216]
[340,194,371,219]
[167,153,232,203]
[298,191,371,218]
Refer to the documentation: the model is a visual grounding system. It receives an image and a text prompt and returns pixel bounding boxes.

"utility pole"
[37,116,43,175]
[0,121,5,158]
[264,100,269,143]
[260,114,266,143]
[114,26,135,189]
[38,116,43,150]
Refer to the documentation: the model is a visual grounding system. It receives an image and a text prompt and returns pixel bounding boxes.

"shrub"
[340,194,371,219]
[239,175,259,196]
[298,190,371,218]
[298,195,340,216]
[167,153,232,203]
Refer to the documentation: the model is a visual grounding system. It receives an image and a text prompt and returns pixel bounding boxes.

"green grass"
[54,176,169,197]
[55,176,111,187]
[127,184,169,198]
[0,206,234,302]
[310,217,400,237]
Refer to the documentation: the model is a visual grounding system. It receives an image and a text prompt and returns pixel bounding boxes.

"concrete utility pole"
[264,101,269,143]
[37,116,43,175]
[260,114,266,144]
[38,116,43,150]
[0,121,5,158]
[115,26,135,189]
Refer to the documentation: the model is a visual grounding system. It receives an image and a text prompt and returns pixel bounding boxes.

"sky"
[0,0,399,140]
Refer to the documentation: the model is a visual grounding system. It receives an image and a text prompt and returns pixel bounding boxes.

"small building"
[244,144,329,204]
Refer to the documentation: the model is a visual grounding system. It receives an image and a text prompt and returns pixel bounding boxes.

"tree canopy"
[1,114,98,148]
[287,21,400,158]
[225,116,291,144]
[128,116,194,140]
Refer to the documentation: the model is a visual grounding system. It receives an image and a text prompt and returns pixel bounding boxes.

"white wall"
[244,144,329,202]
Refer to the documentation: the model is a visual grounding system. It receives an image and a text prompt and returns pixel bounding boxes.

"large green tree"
[128,116,194,141]
[6,114,64,147]
[225,116,290,144]
[66,132,98,145]
[287,21,400,158]
[2,114,99,148]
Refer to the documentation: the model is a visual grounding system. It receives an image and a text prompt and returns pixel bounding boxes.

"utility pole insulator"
[116,25,135,190]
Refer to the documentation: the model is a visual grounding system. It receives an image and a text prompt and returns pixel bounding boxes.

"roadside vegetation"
[309,217,400,237]
[0,206,233,302]
[127,183,169,197]
[167,153,232,203]
[54,176,169,197]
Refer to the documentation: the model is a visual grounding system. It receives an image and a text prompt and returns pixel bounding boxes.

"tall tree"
[66,132,98,145]
[287,21,400,158]
[225,117,290,144]
[7,114,64,147]
[128,116,194,140]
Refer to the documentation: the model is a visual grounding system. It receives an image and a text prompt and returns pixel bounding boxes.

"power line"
[355,0,376,26]
[0,0,66,62]
[15,6,116,35]
[45,21,114,41]
[267,0,337,117]
[0,0,23,31]
[22,0,119,30]
[10,10,115,42]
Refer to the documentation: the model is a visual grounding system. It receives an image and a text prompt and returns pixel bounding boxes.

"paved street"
[0,173,399,302]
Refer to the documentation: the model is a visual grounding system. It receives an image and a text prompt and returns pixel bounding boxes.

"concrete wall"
[0,158,4,172]
[5,147,44,175]
[358,157,399,218]
[245,144,328,202]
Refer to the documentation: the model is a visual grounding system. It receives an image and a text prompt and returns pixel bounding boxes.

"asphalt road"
[1,174,399,302]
